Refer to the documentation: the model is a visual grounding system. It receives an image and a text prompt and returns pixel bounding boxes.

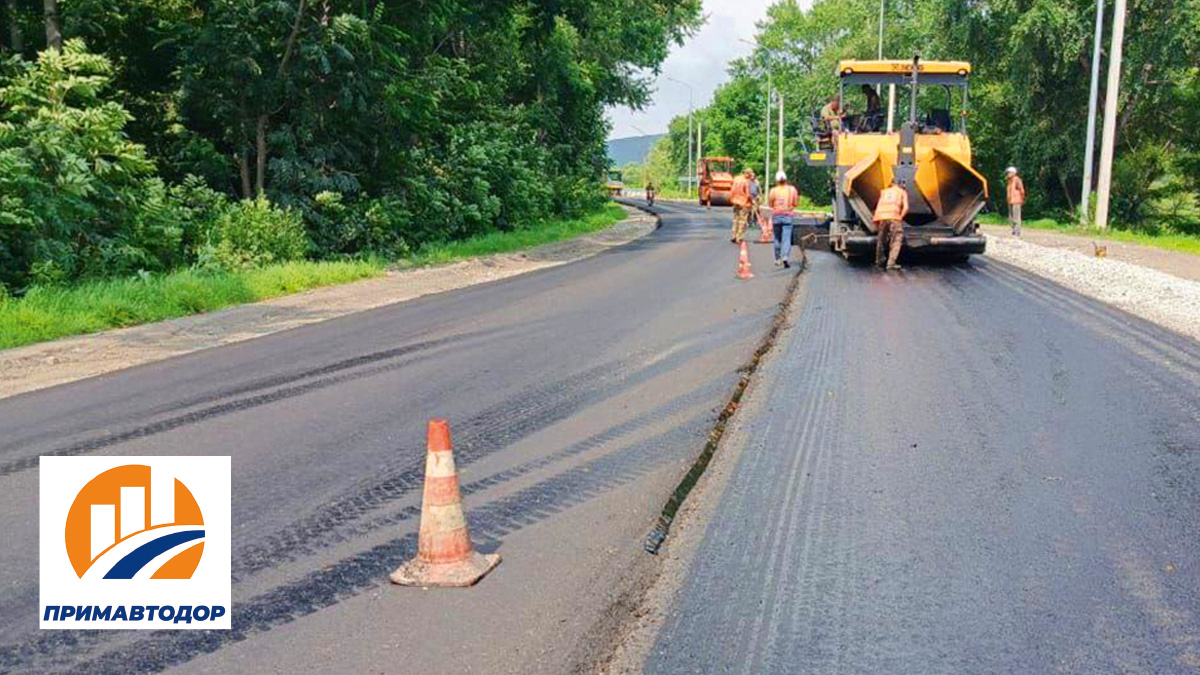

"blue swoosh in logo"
[103,530,205,579]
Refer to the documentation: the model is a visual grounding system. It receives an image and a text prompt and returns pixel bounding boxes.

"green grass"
[0,204,630,351]
[404,203,627,267]
[0,260,384,351]
[977,213,1200,256]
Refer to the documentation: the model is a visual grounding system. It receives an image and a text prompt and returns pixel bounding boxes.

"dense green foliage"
[0,0,700,293]
[648,0,1200,232]
[0,202,627,349]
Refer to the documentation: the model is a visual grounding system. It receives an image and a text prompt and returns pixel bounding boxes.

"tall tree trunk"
[254,116,267,196]
[251,0,308,197]
[43,0,61,51]
[6,0,23,54]
[236,152,252,200]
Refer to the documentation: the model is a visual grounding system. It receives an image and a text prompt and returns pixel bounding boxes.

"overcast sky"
[605,0,783,140]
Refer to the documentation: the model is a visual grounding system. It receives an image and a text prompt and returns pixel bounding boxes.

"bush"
[205,196,309,269]
[0,41,174,288]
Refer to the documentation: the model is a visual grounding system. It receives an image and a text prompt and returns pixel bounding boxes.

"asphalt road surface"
[645,251,1200,674]
[0,201,798,674]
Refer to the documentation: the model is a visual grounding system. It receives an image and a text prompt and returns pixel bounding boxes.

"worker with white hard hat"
[1005,166,1025,236]
[767,171,799,268]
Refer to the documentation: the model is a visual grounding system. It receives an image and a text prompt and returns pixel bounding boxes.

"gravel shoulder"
[981,224,1200,283]
[983,231,1200,343]
[0,206,656,400]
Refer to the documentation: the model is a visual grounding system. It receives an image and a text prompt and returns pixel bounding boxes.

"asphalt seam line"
[572,249,809,675]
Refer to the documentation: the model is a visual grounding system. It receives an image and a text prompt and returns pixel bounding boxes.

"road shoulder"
[982,229,1200,343]
[0,205,657,400]
[981,224,1200,283]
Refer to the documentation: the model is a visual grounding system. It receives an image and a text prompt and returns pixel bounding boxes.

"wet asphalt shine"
[2,202,1198,674]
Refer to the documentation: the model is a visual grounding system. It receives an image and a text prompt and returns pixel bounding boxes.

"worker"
[768,171,799,268]
[747,170,760,231]
[861,84,882,131]
[1005,166,1025,236]
[874,176,909,270]
[730,168,753,244]
[819,96,842,133]
[645,180,656,207]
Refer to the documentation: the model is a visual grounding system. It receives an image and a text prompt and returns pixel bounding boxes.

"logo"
[65,464,206,580]
[40,456,231,630]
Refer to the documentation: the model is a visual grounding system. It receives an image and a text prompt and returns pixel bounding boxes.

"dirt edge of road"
[0,205,658,401]
[572,264,810,675]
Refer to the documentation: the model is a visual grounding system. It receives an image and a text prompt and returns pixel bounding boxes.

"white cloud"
[606,0,784,139]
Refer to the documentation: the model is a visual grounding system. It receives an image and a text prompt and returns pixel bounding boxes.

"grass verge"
[404,203,627,266]
[978,213,1200,256]
[0,204,630,351]
[0,261,384,351]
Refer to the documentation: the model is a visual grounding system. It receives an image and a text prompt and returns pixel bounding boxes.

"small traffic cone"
[758,212,772,244]
[390,419,500,588]
[736,241,754,280]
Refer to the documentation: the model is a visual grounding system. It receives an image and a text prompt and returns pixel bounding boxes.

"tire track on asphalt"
[231,313,765,581]
[2,412,714,675]
[0,328,467,457]
[0,332,493,476]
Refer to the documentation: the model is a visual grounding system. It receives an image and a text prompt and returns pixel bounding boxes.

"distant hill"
[606,134,664,166]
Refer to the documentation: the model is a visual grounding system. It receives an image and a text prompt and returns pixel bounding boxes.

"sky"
[605,0,781,140]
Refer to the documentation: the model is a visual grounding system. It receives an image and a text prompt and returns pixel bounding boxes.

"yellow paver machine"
[807,57,988,260]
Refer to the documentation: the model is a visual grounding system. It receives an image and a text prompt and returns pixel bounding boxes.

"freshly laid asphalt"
[7,200,1200,675]
[645,251,1200,674]
[0,201,797,674]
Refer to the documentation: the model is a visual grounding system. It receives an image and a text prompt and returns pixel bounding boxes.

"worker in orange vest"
[768,171,799,268]
[729,168,753,244]
[874,176,909,270]
[1005,166,1025,236]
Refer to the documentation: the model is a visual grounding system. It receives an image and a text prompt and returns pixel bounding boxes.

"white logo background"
[39,456,231,630]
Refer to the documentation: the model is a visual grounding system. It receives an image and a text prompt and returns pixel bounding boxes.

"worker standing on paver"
[874,176,909,270]
[768,171,798,268]
[1005,166,1025,236]
[730,168,753,244]
[820,96,842,133]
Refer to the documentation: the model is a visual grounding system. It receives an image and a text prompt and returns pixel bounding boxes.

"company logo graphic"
[40,456,231,630]
[65,465,205,580]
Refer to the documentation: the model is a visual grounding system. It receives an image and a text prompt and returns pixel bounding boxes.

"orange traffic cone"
[390,420,500,587]
[736,241,754,280]
[758,211,772,244]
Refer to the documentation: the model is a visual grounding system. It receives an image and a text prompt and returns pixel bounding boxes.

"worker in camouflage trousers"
[729,168,753,243]
[874,176,909,271]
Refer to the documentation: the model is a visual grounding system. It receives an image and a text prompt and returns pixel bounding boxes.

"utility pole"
[668,77,695,197]
[738,38,772,185]
[765,74,772,182]
[1080,0,1105,224]
[879,0,894,134]
[777,92,784,175]
[877,0,885,59]
[1094,0,1127,230]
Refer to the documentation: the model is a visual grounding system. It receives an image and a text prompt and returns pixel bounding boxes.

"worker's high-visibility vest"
[769,185,798,215]
[873,186,908,223]
[730,176,752,208]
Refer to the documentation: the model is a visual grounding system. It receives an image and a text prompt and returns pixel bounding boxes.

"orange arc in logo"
[64,465,205,579]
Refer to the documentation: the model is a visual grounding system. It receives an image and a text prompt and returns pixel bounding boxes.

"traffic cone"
[389,419,500,588]
[758,210,772,244]
[736,241,754,280]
